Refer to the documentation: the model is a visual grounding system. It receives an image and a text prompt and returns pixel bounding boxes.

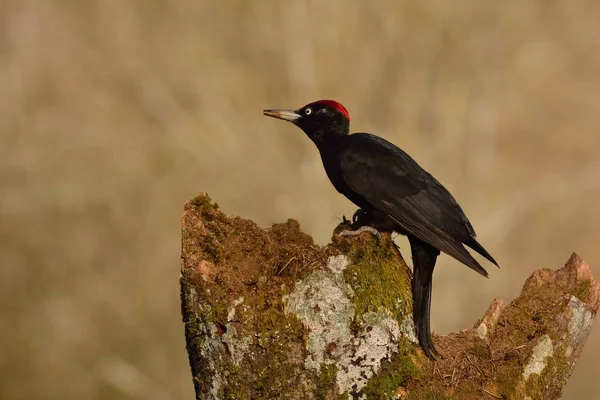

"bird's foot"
[417,327,443,361]
[338,225,382,242]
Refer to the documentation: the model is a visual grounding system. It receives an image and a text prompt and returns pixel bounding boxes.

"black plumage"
[264,99,498,359]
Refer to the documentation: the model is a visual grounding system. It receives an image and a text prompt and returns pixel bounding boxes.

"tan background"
[1,1,599,399]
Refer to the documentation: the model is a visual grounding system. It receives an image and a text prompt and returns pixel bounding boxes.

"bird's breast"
[318,148,370,210]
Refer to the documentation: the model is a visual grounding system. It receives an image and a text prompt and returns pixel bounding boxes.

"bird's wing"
[339,133,488,276]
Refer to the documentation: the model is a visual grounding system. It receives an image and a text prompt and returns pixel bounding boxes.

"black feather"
[410,237,441,359]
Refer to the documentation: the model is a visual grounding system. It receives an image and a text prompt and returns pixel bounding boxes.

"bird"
[263,99,498,360]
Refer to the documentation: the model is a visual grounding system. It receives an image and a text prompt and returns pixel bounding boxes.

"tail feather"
[443,239,489,278]
[389,215,494,277]
[410,237,441,360]
[465,237,499,268]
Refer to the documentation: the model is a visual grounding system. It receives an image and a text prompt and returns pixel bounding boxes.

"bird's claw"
[338,225,382,242]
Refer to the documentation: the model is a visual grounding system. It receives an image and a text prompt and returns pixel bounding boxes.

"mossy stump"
[181,193,599,400]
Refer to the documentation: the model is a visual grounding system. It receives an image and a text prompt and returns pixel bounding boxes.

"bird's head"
[263,100,350,144]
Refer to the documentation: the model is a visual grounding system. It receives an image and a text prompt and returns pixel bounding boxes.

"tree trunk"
[180,193,599,400]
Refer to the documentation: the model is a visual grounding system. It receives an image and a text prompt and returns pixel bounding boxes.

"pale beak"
[263,109,301,123]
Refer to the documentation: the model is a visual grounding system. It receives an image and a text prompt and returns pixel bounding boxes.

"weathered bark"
[180,193,599,400]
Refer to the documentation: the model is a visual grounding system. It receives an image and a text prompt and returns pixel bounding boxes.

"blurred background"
[1,1,599,399]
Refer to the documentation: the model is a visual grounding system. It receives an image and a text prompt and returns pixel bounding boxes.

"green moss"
[199,234,224,263]
[497,340,572,400]
[220,365,252,399]
[336,235,426,399]
[316,363,338,400]
[342,236,412,324]
[522,342,570,399]
[496,366,520,400]
[361,346,420,399]
[234,287,309,398]
[362,371,404,399]
[200,284,311,399]
[336,238,352,255]
[210,295,229,325]
[190,193,226,224]
[190,193,216,208]
[573,280,592,301]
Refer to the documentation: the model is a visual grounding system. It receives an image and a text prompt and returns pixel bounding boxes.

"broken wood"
[180,193,599,399]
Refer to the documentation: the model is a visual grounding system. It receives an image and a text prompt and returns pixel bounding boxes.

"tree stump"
[180,193,599,400]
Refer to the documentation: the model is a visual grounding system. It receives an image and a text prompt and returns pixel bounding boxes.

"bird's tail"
[410,237,441,360]
[465,237,499,268]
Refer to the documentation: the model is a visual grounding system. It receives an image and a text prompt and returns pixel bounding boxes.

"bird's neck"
[312,134,344,158]
[315,134,353,200]
[308,126,348,148]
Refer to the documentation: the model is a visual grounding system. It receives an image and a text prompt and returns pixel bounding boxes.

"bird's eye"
[304,108,312,115]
